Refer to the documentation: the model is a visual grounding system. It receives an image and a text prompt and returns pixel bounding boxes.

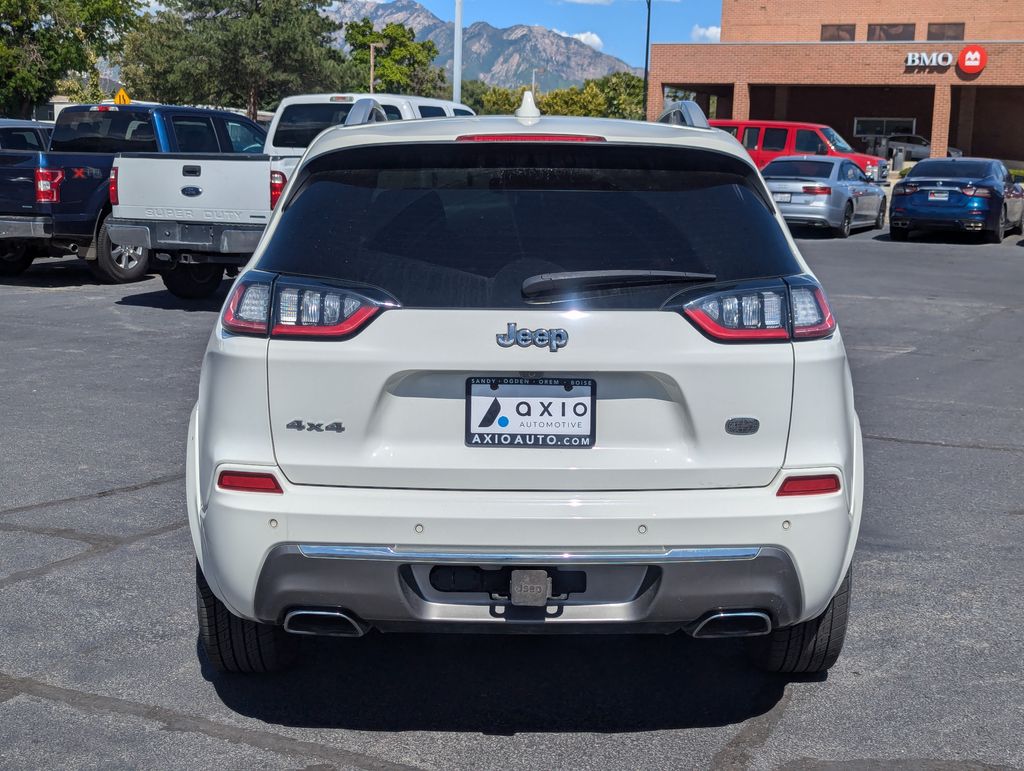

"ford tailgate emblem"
[181,186,202,197]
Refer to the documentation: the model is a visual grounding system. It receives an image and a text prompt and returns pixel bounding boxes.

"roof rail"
[344,98,388,127]
[656,101,710,129]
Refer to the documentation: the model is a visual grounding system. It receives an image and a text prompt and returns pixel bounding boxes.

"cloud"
[690,24,721,42]
[552,28,605,50]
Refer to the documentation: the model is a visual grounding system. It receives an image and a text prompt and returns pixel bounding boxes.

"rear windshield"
[49,110,156,153]
[272,103,354,148]
[257,143,800,310]
[907,160,991,179]
[763,160,834,179]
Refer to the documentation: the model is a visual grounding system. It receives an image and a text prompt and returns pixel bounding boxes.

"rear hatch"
[256,140,804,491]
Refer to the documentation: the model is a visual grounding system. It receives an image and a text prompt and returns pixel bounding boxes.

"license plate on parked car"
[928,190,949,201]
[772,192,792,203]
[466,377,595,448]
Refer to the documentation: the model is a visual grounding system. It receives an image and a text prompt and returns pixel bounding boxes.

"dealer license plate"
[772,192,792,203]
[466,377,596,448]
[928,190,949,201]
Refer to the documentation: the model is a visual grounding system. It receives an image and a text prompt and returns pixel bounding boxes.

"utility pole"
[453,0,463,102]
[369,42,385,94]
[642,0,652,118]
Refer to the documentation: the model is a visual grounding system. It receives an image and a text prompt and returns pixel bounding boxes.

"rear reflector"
[777,474,841,496]
[217,470,283,493]
[456,134,605,143]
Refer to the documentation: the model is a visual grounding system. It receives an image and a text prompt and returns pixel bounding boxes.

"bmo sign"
[905,45,988,75]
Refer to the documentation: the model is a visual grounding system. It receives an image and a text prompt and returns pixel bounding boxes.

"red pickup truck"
[711,119,889,181]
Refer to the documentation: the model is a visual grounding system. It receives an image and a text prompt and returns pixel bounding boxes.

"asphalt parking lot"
[1,227,1022,770]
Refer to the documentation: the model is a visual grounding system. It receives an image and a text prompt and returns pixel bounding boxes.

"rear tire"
[161,264,225,299]
[889,226,909,242]
[89,215,149,283]
[753,569,851,674]
[0,243,34,276]
[985,208,1006,244]
[196,562,296,673]
[874,197,887,230]
[834,204,853,238]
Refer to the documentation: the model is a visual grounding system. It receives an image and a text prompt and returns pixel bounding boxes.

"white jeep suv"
[187,105,862,674]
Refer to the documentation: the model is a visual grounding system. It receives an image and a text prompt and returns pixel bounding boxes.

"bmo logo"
[904,45,988,76]
[958,45,987,75]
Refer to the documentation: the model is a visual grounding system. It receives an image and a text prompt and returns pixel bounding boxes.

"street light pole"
[368,42,385,94]
[642,0,652,118]
[532,67,545,93]
[453,0,463,102]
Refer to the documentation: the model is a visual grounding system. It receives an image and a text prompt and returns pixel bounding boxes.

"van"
[710,119,888,181]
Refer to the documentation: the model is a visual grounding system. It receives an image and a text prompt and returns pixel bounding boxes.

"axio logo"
[958,45,987,75]
[496,322,568,352]
[904,51,954,68]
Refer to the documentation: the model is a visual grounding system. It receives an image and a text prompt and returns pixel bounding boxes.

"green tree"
[55,47,110,105]
[480,85,525,115]
[454,79,489,112]
[345,19,445,96]
[119,0,357,119]
[0,0,138,117]
[589,72,644,120]
[537,81,606,118]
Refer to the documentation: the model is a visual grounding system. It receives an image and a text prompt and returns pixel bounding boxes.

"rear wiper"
[522,270,717,298]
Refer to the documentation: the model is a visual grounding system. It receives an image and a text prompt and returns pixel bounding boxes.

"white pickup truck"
[107,93,474,298]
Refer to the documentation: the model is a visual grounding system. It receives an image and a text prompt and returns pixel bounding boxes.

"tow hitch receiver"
[509,569,552,607]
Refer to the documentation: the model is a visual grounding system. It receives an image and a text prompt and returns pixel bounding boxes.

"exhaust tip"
[283,609,367,637]
[692,611,772,639]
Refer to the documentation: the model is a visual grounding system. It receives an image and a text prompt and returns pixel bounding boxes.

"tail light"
[777,474,841,496]
[959,185,992,198]
[270,170,286,209]
[221,272,392,339]
[802,185,832,196]
[35,168,64,203]
[217,470,283,493]
[893,183,918,196]
[109,166,119,205]
[679,277,836,343]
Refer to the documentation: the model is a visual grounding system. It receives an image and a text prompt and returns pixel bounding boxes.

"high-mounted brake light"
[35,168,64,203]
[802,185,832,196]
[108,166,119,205]
[777,474,841,496]
[456,134,606,143]
[89,105,118,112]
[270,170,286,209]
[217,470,283,493]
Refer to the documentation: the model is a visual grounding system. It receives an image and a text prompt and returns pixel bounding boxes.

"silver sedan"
[762,156,887,238]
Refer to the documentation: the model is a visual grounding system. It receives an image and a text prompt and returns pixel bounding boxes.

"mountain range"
[326,0,639,91]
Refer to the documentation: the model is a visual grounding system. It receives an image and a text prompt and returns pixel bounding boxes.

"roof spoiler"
[656,101,710,129]
[344,98,388,126]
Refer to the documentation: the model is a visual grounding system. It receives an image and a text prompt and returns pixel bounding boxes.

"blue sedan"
[889,158,1024,243]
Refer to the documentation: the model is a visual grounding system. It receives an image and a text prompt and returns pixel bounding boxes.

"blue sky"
[411,0,723,67]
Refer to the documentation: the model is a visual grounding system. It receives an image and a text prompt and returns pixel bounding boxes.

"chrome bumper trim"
[296,545,761,564]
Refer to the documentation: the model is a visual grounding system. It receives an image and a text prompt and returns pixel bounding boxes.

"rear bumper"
[253,544,803,633]
[778,203,843,229]
[106,217,264,255]
[0,215,51,240]
[192,461,860,632]
[889,203,995,231]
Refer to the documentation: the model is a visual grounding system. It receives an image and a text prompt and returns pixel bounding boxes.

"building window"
[867,24,915,41]
[853,117,916,138]
[821,24,855,41]
[927,23,964,41]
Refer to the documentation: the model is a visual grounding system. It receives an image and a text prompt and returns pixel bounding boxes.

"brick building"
[646,0,1024,162]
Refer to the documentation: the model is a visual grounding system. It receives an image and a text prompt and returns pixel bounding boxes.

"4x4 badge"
[496,322,568,352]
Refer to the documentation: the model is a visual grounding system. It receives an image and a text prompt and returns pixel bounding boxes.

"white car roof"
[303,114,754,166]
